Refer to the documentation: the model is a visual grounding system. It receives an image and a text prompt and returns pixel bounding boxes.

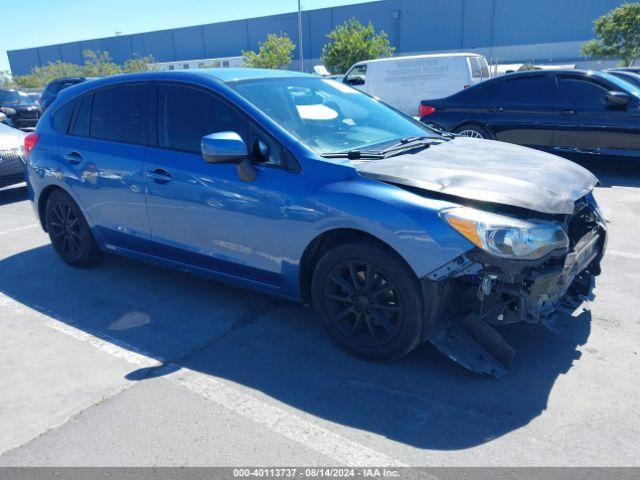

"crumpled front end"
[424,194,606,377]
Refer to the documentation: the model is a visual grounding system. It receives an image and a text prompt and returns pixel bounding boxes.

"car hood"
[1,102,40,110]
[0,122,27,149]
[355,137,598,215]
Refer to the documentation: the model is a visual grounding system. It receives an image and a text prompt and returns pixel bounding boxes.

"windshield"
[229,77,439,155]
[0,91,23,104]
[598,72,640,98]
[19,93,37,104]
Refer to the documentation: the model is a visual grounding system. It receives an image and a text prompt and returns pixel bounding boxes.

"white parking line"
[0,223,39,237]
[3,294,408,467]
[607,250,640,261]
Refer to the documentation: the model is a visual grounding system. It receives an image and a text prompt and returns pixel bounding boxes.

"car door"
[480,74,555,150]
[551,74,640,162]
[58,83,152,251]
[143,82,294,288]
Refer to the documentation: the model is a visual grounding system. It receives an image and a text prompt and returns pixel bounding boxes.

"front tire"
[45,190,103,267]
[311,242,423,360]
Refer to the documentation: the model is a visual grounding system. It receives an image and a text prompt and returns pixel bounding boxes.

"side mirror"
[201,132,258,182]
[345,77,364,86]
[0,112,5,123]
[606,91,629,107]
[201,132,248,163]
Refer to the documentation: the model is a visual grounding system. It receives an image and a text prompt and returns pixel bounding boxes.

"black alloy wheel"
[324,260,402,347]
[312,243,423,359]
[45,190,103,267]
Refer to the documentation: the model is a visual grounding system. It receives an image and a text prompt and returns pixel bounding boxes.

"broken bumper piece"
[425,226,604,378]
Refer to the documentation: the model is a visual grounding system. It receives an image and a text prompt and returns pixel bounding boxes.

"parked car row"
[419,69,640,166]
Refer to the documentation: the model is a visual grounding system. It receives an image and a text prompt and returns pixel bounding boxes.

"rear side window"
[52,100,76,133]
[555,77,608,108]
[157,84,246,153]
[479,58,490,79]
[90,85,147,145]
[501,76,549,105]
[469,57,482,78]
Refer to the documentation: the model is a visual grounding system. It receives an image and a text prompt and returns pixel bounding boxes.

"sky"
[0,0,377,72]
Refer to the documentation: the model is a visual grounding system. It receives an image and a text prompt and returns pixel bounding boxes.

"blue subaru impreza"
[24,69,606,376]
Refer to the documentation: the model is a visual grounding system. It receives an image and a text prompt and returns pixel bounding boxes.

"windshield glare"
[229,77,438,155]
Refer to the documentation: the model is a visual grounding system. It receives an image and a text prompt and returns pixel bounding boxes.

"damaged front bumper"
[423,200,606,377]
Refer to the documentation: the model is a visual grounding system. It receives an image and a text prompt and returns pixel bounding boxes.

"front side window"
[158,84,246,154]
[501,76,549,105]
[344,65,367,86]
[555,77,609,109]
[90,85,147,145]
[229,77,437,155]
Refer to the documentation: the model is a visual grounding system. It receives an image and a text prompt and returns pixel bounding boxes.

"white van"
[342,53,490,116]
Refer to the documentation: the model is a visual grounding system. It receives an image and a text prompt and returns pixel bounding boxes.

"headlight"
[0,107,16,115]
[441,206,569,260]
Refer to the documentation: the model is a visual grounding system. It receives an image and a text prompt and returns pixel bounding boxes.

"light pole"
[298,0,304,71]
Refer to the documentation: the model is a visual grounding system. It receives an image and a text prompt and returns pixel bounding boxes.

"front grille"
[16,110,38,120]
[0,148,26,187]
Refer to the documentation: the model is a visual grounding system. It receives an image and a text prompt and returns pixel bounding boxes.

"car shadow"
[0,185,27,206]
[0,244,591,451]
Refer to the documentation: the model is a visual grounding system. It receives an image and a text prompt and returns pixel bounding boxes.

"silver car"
[0,120,27,188]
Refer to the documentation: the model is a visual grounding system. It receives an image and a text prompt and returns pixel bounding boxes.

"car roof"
[354,53,483,66]
[193,68,315,82]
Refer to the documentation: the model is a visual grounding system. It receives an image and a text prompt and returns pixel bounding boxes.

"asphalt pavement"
[0,167,639,467]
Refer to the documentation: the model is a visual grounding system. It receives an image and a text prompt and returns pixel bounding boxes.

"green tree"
[13,61,83,89]
[242,33,296,69]
[82,50,122,76]
[582,3,640,66]
[122,54,157,73]
[0,71,16,89]
[321,18,395,74]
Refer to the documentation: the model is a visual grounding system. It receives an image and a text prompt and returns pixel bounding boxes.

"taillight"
[24,132,39,155]
[419,104,436,117]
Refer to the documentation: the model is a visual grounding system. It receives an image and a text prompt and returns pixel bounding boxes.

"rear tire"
[454,124,491,139]
[311,242,423,360]
[45,190,103,267]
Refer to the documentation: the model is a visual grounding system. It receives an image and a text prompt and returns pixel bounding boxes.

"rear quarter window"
[51,100,76,133]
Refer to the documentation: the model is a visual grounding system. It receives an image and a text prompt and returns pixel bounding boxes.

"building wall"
[7,0,628,75]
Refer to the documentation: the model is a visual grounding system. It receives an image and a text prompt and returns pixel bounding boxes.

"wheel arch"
[452,121,494,139]
[37,184,68,231]
[298,228,416,305]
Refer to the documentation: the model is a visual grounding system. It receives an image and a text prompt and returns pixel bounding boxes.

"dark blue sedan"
[419,69,640,166]
[23,69,606,376]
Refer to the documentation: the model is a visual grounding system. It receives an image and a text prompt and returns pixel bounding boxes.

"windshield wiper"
[321,150,385,160]
[378,136,440,155]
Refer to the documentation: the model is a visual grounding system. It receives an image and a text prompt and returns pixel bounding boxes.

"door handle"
[145,168,173,184]
[488,107,503,113]
[560,109,576,116]
[64,151,83,165]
